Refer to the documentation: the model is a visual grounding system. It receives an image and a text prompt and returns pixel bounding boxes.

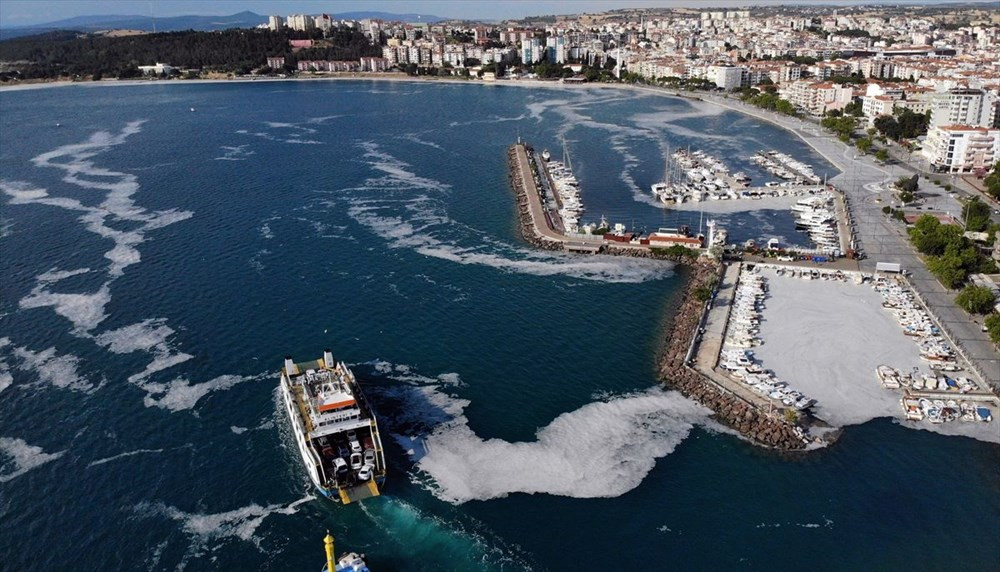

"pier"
[507,141,813,449]
[657,261,810,449]
[507,142,710,259]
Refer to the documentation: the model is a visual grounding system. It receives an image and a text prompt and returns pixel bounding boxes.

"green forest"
[0,27,381,79]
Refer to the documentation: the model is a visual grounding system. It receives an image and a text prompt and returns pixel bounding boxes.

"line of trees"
[739,89,797,116]
[0,26,380,79]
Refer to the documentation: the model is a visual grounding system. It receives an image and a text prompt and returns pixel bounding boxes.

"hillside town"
[250,6,999,176]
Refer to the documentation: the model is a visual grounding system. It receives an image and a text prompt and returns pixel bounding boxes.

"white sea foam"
[0,437,66,483]
[214,144,255,161]
[383,380,713,504]
[0,339,11,394]
[236,128,322,145]
[20,282,111,333]
[142,373,266,412]
[365,361,464,387]
[11,344,101,393]
[135,495,313,563]
[4,122,193,335]
[263,121,317,134]
[0,367,10,393]
[305,114,343,124]
[399,132,445,151]
[88,448,166,466]
[94,319,194,384]
[342,145,674,283]
[348,201,673,283]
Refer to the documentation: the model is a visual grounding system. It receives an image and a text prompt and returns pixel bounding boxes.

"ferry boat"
[280,350,386,504]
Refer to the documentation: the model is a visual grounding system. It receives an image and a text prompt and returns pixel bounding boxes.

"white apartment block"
[712,65,743,90]
[930,88,995,129]
[786,81,854,116]
[286,14,315,31]
[923,125,1000,173]
[267,15,284,31]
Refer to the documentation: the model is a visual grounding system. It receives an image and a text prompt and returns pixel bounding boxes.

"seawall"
[656,262,808,450]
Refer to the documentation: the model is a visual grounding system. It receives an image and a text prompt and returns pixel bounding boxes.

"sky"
[0,0,991,27]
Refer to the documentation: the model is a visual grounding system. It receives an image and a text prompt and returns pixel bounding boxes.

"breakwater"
[506,141,807,448]
[506,144,565,251]
[656,262,808,449]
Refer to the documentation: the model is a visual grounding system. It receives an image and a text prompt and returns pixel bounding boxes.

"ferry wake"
[280,350,387,504]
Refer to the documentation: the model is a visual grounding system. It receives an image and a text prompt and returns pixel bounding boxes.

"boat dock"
[507,142,724,258]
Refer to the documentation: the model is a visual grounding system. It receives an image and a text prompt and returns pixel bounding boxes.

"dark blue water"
[0,80,996,571]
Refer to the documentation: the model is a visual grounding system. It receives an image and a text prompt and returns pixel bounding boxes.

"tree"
[926,255,967,289]
[874,149,889,163]
[895,174,918,194]
[955,285,997,314]
[986,314,1000,345]
[843,100,864,117]
[984,161,1000,200]
[856,137,873,154]
[962,198,992,232]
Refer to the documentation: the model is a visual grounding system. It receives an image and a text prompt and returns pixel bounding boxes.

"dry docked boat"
[280,350,386,504]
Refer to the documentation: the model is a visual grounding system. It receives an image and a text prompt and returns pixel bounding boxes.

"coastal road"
[696,93,1000,386]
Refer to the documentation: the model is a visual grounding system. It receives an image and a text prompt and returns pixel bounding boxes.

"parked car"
[332,457,348,474]
[350,452,363,470]
[363,449,376,466]
[350,439,362,453]
[358,464,373,481]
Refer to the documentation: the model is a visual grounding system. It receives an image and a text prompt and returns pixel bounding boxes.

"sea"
[0,79,997,571]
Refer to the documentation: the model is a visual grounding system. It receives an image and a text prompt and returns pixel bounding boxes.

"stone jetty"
[657,262,808,450]
[506,145,565,251]
[506,141,807,449]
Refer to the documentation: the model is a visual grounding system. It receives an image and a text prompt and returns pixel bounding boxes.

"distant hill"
[0,10,448,40]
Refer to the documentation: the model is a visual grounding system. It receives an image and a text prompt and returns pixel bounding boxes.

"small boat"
[901,397,924,421]
[876,365,900,389]
[322,531,371,572]
[976,407,993,423]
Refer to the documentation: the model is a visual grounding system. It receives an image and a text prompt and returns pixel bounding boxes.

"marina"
[508,141,725,256]
[790,191,842,254]
[752,150,822,185]
[740,264,997,437]
[651,148,826,206]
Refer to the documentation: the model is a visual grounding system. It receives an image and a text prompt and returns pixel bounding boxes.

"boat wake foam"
[370,364,716,504]
[359,495,535,569]
[0,436,66,483]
